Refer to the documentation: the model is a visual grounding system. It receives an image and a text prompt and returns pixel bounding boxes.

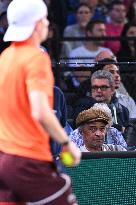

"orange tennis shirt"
[0,39,54,161]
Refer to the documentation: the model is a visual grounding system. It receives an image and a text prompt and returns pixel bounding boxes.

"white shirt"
[69,45,111,67]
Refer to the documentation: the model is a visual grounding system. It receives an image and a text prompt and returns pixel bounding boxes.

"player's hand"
[63,141,81,166]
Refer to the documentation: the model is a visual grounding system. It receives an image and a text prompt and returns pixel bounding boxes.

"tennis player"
[0,0,81,204]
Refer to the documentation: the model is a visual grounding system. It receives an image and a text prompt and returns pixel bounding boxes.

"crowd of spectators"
[1,0,136,156]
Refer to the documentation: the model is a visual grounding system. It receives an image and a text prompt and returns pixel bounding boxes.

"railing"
[50,35,136,101]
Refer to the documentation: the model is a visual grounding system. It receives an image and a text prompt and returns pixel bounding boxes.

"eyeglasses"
[91,85,110,91]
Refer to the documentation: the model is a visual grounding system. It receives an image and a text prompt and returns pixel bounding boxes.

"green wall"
[66,157,136,205]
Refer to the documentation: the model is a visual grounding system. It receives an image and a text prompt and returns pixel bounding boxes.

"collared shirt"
[69,127,127,148]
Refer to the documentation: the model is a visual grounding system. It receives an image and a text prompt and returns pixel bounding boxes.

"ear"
[35,19,42,32]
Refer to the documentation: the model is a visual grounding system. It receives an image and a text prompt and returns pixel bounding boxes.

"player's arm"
[28,90,81,165]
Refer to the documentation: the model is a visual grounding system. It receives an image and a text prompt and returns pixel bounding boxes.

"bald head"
[95,50,117,62]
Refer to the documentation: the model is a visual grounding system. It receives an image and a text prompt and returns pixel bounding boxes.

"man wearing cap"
[75,104,126,152]
[0,0,81,204]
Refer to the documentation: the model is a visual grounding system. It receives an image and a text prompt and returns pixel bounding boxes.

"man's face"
[110,4,126,24]
[81,121,106,151]
[103,64,121,89]
[87,23,106,46]
[91,78,114,103]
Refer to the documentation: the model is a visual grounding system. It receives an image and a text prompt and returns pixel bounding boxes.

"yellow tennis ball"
[61,152,74,166]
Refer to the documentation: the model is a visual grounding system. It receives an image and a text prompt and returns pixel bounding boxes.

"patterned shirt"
[69,127,127,148]
[80,144,127,152]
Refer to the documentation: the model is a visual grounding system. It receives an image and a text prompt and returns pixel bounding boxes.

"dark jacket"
[50,86,67,158]
[72,95,129,131]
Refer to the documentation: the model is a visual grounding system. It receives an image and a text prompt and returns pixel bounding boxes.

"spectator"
[91,70,129,129]
[94,58,136,118]
[68,20,111,66]
[94,58,125,92]
[117,21,136,100]
[117,21,136,62]
[95,50,128,95]
[105,0,127,54]
[73,103,127,151]
[61,3,93,57]
[70,103,127,148]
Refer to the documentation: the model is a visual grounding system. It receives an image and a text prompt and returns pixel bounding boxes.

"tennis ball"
[60,152,74,166]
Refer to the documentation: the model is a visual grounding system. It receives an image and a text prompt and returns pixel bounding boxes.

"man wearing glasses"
[72,70,129,133]
[91,70,129,132]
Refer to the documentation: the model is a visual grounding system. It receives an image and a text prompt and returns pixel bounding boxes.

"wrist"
[61,139,70,146]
